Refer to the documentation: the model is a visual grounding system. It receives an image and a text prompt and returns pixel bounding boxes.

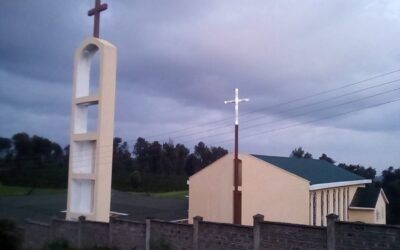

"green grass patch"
[0,184,28,196]
[0,183,65,196]
[150,190,188,199]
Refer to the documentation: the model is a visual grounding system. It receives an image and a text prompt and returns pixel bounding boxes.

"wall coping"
[199,220,253,229]
[151,219,193,228]
[337,221,400,230]
[261,220,326,230]
[111,217,146,225]
[80,220,109,226]
[25,218,50,227]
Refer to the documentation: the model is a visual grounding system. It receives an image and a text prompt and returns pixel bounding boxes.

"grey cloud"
[2,0,400,170]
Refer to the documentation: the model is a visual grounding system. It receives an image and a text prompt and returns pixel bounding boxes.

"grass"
[0,183,187,199]
[0,184,66,196]
[150,190,188,199]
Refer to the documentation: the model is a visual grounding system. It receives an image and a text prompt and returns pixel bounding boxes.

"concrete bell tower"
[66,0,117,223]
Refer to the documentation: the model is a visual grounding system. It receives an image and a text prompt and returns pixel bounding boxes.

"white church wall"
[188,154,234,224]
[241,154,310,226]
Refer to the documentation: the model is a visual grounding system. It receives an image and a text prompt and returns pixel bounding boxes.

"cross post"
[88,0,108,38]
[224,88,249,224]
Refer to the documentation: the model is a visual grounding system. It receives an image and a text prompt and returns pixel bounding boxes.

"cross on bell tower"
[224,88,249,224]
[66,0,117,223]
[88,0,108,38]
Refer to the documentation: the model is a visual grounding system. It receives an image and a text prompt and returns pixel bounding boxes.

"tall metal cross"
[88,0,108,38]
[224,88,249,224]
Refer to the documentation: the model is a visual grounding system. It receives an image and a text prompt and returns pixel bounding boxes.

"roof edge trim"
[309,179,372,190]
[381,189,389,204]
[348,206,375,211]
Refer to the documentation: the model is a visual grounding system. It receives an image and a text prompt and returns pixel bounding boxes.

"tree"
[319,153,335,164]
[193,142,227,168]
[304,152,313,159]
[338,163,376,179]
[185,153,201,176]
[148,141,162,173]
[194,142,212,167]
[129,170,142,189]
[12,132,31,160]
[381,166,400,224]
[175,143,189,175]
[161,141,175,175]
[290,147,304,158]
[0,138,11,158]
[133,137,150,171]
[210,146,228,161]
[113,137,133,170]
[290,147,312,159]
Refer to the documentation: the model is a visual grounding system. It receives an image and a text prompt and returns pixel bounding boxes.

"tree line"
[0,134,399,224]
[0,133,228,192]
[290,147,400,225]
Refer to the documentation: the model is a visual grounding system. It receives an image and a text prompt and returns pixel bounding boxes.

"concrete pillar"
[327,214,339,250]
[78,216,86,248]
[193,216,203,250]
[253,214,264,250]
[108,217,113,246]
[145,218,151,250]
[49,217,56,242]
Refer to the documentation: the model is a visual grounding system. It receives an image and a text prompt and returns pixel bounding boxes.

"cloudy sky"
[1,0,400,172]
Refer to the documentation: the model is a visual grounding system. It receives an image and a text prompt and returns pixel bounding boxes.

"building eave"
[309,179,372,191]
[381,189,389,204]
[348,206,375,211]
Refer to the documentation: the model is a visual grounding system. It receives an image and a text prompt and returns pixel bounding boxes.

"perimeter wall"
[22,214,400,250]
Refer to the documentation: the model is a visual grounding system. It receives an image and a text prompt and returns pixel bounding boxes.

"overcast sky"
[1,1,400,172]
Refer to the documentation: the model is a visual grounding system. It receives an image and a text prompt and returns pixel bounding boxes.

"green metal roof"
[251,154,366,185]
[350,185,381,208]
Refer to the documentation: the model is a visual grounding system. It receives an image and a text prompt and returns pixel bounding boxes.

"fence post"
[327,214,339,250]
[78,216,86,249]
[145,218,152,250]
[193,216,203,250]
[108,216,113,247]
[253,214,264,250]
[49,217,56,242]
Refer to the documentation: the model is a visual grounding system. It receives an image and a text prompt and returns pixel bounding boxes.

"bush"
[0,219,22,250]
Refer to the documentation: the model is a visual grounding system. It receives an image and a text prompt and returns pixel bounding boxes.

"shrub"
[0,219,22,250]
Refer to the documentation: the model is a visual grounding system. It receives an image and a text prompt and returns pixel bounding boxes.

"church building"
[188,153,388,226]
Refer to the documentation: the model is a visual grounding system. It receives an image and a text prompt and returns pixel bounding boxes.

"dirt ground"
[0,190,188,225]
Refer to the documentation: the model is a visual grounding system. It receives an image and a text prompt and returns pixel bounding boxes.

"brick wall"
[259,221,327,250]
[198,221,253,250]
[22,214,400,250]
[335,221,400,250]
[151,220,193,250]
[23,220,50,249]
[51,219,80,248]
[80,220,109,248]
[111,218,146,250]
